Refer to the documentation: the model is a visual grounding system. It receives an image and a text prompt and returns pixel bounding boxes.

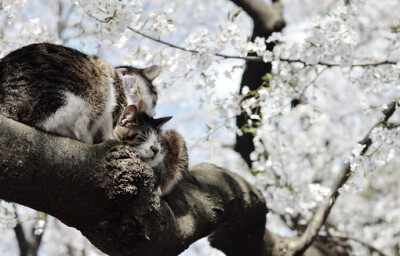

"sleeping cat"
[0,43,160,144]
[115,105,188,195]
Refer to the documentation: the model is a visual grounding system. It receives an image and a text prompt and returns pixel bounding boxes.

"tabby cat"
[115,105,188,195]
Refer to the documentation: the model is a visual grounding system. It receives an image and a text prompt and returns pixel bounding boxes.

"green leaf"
[251,168,264,175]
[261,73,273,81]
[391,25,400,33]
[232,8,242,21]
[37,212,46,220]
[104,9,117,22]
[242,127,257,135]
[344,0,350,6]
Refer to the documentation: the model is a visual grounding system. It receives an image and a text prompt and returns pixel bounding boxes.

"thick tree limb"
[0,115,267,256]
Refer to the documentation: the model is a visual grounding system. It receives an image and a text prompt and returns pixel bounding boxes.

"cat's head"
[113,105,172,167]
[115,65,161,117]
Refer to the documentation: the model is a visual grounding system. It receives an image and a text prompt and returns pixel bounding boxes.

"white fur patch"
[126,74,155,117]
[135,132,164,167]
[38,92,93,143]
[161,171,183,195]
[91,78,117,141]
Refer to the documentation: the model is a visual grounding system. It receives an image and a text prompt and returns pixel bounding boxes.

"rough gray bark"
[0,115,268,256]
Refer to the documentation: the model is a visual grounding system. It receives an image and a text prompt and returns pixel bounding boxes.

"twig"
[128,27,399,67]
[29,212,47,255]
[13,204,29,256]
[282,58,397,68]
[12,205,47,256]
[330,230,388,256]
[83,8,398,68]
[290,101,398,255]
[127,26,261,61]
[385,122,400,129]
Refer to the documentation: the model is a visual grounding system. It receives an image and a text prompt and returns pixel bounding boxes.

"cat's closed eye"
[136,135,147,143]
[124,133,138,141]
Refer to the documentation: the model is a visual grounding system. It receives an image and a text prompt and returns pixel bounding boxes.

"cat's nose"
[150,145,159,155]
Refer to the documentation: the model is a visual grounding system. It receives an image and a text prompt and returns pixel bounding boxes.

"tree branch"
[290,101,398,255]
[230,0,285,33]
[28,212,47,256]
[0,115,268,256]
[330,230,388,256]
[13,205,29,256]
[127,28,397,68]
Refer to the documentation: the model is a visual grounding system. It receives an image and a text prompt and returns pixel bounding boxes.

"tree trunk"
[230,0,286,166]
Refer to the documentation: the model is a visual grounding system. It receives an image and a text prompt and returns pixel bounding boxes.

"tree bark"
[230,0,286,167]
[0,115,268,256]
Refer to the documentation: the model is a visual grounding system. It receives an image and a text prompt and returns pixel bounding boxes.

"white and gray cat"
[0,43,188,195]
[115,105,188,194]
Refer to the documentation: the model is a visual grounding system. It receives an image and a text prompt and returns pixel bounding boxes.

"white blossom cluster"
[76,0,143,47]
[342,124,400,194]
[148,5,176,34]
[250,104,345,219]
[301,5,359,65]
[0,0,26,18]
[0,2,59,57]
[0,201,16,229]
[331,158,400,256]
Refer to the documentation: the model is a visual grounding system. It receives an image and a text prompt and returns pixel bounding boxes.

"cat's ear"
[154,116,172,129]
[123,76,137,94]
[120,105,138,126]
[115,68,127,82]
[142,65,162,81]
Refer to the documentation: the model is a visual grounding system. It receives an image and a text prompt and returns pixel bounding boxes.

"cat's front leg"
[95,113,115,143]
[100,114,115,141]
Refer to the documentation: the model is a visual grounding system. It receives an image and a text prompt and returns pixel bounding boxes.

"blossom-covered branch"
[290,101,398,255]
[127,26,261,61]
[128,26,399,68]
[329,230,388,256]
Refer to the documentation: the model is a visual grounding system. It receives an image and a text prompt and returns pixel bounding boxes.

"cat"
[115,65,160,117]
[0,43,160,144]
[115,105,188,195]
